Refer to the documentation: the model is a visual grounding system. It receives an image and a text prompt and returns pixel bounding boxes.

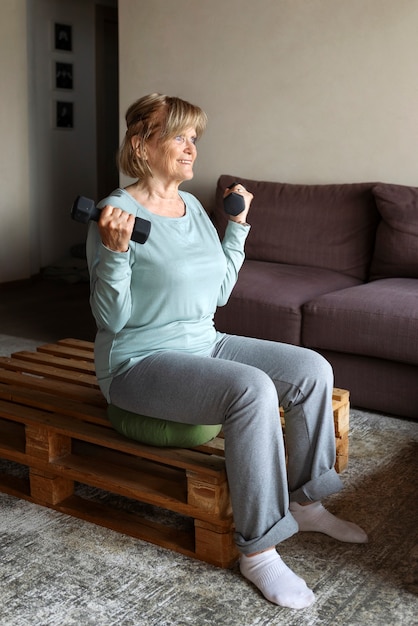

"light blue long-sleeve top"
[86,188,250,401]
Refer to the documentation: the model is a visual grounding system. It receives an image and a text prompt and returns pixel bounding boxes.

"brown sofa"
[212,175,418,420]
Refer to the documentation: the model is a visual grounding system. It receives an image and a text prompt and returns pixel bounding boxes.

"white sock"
[290,501,368,543]
[239,549,315,610]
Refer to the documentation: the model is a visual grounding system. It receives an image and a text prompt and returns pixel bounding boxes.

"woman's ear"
[131,136,146,159]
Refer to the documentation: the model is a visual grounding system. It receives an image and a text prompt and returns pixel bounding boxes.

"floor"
[0,274,96,342]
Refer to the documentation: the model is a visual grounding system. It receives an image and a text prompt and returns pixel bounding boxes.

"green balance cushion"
[107,404,222,447]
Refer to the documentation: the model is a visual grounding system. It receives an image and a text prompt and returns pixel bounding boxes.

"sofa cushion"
[370,183,418,279]
[215,260,360,346]
[213,175,379,280]
[303,278,418,365]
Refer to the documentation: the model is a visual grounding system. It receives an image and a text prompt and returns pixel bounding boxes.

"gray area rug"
[0,336,417,625]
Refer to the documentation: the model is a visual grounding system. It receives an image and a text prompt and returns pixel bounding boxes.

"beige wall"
[0,0,31,282]
[119,0,418,208]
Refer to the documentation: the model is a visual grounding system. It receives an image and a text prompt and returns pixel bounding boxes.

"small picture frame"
[54,23,72,52]
[56,101,74,129]
[55,62,73,90]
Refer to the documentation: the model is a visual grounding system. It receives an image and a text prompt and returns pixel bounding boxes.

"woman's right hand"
[97,205,136,252]
[223,184,253,224]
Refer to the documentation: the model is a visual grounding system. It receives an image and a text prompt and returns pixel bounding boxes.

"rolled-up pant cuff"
[235,511,299,555]
[289,467,344,504]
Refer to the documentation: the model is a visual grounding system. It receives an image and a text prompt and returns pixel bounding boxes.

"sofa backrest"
[213,175,380,280]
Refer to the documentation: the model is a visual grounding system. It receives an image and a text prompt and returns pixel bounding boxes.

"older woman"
[86,93,367,611]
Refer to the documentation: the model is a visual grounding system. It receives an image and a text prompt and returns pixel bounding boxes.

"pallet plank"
[57,338,96,352]
[0,369,104,405]
[0,384,108,425]
[0,356,98,388]
[37,343,95,362]
[11,350,95,374]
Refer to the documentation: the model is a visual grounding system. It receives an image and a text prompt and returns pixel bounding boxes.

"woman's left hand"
[223,183,253,224]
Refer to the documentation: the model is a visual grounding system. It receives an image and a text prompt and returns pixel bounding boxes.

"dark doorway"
[95,4,119,201]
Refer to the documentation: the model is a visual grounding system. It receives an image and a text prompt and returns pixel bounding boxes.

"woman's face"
[145,126,198,184]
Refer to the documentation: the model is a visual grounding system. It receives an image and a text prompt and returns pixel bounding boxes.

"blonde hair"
[118,93,208,179]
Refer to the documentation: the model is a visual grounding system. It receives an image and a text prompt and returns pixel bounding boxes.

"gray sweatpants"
[109,334,343,554]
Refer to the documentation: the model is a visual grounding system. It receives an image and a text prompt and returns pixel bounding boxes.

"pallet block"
[0,339,349,568]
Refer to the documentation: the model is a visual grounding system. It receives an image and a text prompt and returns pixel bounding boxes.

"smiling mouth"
[178,160,192,165]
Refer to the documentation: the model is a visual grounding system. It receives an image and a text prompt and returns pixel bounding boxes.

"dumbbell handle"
[71,196,151,244]
[223,181,246,216]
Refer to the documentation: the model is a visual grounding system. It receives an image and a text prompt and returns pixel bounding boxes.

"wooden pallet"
[0,339,349,568]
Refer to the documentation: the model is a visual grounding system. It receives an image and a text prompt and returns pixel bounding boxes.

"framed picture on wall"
[54,23,72,51]
[55,62,73,90]
[56,101,74,129]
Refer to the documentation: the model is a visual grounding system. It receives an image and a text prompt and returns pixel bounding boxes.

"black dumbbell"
[223,181,246,216]
[71,196,151,244]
